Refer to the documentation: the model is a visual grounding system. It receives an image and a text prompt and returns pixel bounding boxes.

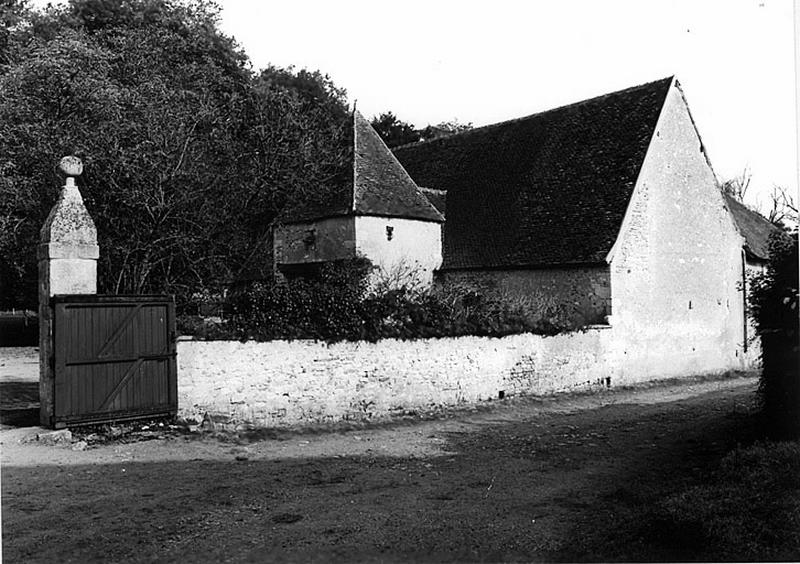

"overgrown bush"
[227,258,371,342]
[654,440,800,560]
[179,258,569,342]
[360,285,562,340]
[749,231,799,438]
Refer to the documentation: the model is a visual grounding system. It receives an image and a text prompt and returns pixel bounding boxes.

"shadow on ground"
[4,383,788,563]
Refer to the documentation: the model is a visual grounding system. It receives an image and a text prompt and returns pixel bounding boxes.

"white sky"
[216,0,798,212]
[30,0,799,212]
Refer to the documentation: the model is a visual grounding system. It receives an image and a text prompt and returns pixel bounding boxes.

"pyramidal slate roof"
[724,194,782,262]
[353,111,444,222]
[394,77,674,270]
[280,111,443,224]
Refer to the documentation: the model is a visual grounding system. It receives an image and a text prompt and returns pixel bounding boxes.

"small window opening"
[688,300,693,310]
[386,225,394,241]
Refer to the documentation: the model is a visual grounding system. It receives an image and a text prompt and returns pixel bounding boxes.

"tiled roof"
[394,77,674,270]
[419,187,446,216]
[280,112,443,224]
[724,194,782,261]
[353,112,443,222]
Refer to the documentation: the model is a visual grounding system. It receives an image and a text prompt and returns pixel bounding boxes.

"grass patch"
[654,440,800,561]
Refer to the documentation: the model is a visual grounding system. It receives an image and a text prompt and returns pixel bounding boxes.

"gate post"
[38,156,99,427]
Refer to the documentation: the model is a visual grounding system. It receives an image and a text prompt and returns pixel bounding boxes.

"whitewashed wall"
[177,326,742,429]
[355,216,442,289]
[608,80,749,378]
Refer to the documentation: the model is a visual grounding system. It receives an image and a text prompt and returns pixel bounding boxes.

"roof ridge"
[351,109,360,212]
[393,76,675,152]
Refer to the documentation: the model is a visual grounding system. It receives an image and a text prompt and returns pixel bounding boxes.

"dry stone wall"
[437,266,611,327]
[177,326,739,429]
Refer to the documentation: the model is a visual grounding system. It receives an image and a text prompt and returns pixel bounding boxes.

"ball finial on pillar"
[59,155,83,187]
[39,155,98,427]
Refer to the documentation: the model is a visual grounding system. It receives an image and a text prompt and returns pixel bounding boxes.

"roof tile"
[724,194,782,261]
[394,77,674,269]
[353,112,443,222]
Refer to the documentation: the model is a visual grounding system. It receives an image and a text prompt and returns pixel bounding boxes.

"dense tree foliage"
[749,231,799,438]
[371,112,473,148]
[418,119,473,142]
[370,112,420,148]
[0,0,351,310]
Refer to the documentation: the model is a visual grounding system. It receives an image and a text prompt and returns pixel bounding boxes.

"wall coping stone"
[175,328,604,347]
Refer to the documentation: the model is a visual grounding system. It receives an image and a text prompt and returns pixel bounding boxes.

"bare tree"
[721,167,752,202]
[766,185,798,230]
[721,168,797,231]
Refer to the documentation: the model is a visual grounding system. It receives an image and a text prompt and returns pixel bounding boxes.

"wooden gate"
[51,295,177,427]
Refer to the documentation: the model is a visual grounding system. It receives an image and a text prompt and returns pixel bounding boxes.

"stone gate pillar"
[38,156,99,427]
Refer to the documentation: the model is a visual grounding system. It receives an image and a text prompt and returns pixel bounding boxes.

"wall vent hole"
[303,229,316,250]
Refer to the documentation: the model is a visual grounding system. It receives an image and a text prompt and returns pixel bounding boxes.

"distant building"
[722,193,784,360]
[724,193,781,275]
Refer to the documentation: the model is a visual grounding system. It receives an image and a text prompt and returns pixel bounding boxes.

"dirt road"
[2,360,760,562]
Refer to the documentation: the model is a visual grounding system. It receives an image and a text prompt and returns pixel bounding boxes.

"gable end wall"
[609,82,747,378]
